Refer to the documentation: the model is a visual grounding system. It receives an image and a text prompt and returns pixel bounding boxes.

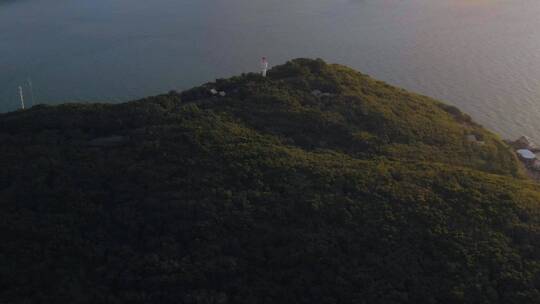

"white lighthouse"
[261,57,269,77]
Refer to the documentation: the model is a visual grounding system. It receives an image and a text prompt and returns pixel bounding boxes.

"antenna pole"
[18,86,25,110]
[27,78,35,106]
[261,57,268,77]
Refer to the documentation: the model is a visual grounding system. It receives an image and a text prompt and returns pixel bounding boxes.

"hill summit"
[2,59,540,303]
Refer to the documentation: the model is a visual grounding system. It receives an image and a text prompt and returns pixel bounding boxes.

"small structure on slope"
[208,88,226,97]
[517,149,536,163]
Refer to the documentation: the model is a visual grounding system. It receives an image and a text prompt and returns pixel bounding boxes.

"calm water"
[2,0,540,141]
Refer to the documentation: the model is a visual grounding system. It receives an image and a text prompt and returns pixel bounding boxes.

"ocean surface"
[2,0,540,141]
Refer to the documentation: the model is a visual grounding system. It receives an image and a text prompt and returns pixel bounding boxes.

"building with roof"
[517,149,536,164]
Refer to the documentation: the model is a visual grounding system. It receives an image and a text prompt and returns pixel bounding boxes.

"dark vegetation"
[2,59,540,303]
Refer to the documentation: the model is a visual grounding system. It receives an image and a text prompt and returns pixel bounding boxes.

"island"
[1,59,539,303]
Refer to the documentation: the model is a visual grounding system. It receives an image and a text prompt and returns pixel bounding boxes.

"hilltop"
[2,59,540,303]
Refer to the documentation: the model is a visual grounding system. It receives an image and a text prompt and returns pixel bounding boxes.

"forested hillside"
[2,59,540,303]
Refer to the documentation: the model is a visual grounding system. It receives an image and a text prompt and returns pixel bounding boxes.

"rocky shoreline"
[505,136,540,179]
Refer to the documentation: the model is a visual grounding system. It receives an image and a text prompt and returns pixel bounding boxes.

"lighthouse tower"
[261,57,269,77]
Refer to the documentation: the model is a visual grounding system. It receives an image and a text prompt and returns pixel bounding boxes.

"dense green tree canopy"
[1,59,539,303]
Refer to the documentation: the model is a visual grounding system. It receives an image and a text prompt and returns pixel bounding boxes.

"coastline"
[505,136,540,181]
